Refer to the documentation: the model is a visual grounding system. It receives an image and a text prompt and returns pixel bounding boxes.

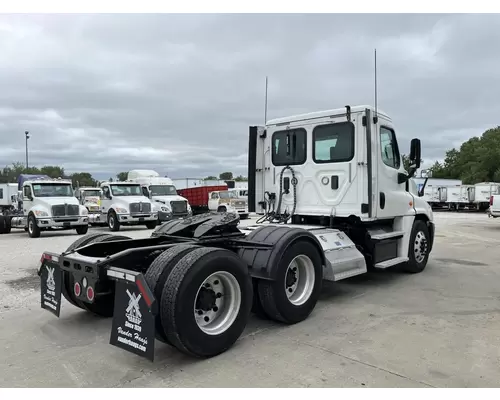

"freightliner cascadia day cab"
[38,105,434,362]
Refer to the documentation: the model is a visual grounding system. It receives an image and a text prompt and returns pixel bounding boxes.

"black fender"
[238,225,326,281]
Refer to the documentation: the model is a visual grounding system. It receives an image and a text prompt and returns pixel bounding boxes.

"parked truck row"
[414,177,500,211]
[0,171,249,237]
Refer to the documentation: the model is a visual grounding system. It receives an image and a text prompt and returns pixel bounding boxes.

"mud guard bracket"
[107,267,158,362]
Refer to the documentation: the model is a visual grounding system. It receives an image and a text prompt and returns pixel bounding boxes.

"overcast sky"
[1,13,499,180]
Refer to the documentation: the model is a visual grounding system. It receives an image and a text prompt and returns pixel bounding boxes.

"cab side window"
[380,127,401,169]
[102,187,110,198]
[142,187,149,197]
[211,192,219,200]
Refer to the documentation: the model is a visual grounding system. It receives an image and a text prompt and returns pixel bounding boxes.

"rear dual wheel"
[253,240,323,324]
[147,246,253,357]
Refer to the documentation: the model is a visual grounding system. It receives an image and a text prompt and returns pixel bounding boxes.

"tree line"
[0,163,248,186]
[426,126,500,184]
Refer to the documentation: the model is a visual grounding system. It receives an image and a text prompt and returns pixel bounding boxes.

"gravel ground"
[0,212,499,387]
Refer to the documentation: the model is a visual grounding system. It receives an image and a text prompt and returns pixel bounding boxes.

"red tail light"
[86,286,95,301]
[74,282,81,297]
[490,196,494,206]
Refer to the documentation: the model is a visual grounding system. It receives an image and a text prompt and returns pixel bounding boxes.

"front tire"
[75,225,89,235]
[257,240,323,324]
[403,220,430,273]
[108,211,120,232]
[160,247,253,358]
[145,220,157,229]
[27,215,41,238]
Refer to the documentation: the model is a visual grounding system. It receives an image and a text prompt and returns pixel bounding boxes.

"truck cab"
[248,105,434,272]
[127,170,191,222]
[98,181,158,231]
[208,190,249,219]
[75,187,102,213]
[10,176,89,238]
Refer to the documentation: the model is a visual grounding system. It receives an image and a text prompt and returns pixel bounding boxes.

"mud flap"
[39,254,63,317]
[107,267,158,362]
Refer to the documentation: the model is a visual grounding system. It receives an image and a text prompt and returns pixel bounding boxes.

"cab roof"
[266,104,391,126]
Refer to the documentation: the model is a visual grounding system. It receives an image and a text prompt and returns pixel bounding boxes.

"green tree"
[40,165,65,178]
[219,172,233,180]
[116,172,128,181]
[71,172,97,187]
[234,175,247,182]
[204,176,218,180]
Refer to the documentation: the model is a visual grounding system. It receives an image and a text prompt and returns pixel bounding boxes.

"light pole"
[25,131,30,170]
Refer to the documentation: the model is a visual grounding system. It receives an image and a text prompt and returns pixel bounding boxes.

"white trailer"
[471,182,500,210]
[0,183,19,214]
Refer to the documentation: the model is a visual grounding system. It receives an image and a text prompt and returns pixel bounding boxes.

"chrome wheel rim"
[109,215,114,228]
[414,231,428,264]
[28,219,33,234]
[284,254,315,306]
[194,271,241,335]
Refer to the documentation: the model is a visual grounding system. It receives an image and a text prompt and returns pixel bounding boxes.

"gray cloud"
[0,13,499,179]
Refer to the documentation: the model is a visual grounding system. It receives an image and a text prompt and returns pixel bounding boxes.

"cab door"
[373,116,414,218]
[22,185,34,214]
[100,186,112,213]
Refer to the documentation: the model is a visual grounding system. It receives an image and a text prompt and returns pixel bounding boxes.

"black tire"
[0,216,6,234]
[76,234,132,317]
[145,220,157,229]
[62,233,111,309]
[257,240,323,324]
[144,244,200,344]
[75,224,89,235]
[160,247,253,358]
[5,216,11,234]
[108,211,120,232]
[403,220,430,274]
[251,278,269,319]
[27,214,41,238]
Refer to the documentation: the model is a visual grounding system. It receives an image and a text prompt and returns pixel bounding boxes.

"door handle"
[331,176,339,190]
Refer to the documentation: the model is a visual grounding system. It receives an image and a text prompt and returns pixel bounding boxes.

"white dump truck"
[38,104,434,362]
[127,170,191,223]
[208,189,249,219]
[0,175,89,238]
[87,180,158,231]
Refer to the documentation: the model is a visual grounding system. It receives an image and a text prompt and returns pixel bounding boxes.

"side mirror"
[409,138,421,169]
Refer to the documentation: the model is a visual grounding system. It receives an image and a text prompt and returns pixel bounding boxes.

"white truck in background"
[88,180,158,231]
[74,187,102,214]
[471,182,500,211]
[0,183,19,215]
[127,170,192,223]
[208,189,249,219]
[0,175,89,238]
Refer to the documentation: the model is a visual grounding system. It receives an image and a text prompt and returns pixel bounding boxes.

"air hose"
[256,165,297,224]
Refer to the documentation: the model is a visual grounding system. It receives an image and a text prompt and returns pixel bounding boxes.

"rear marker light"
[86,286,95,302]
[74,282,81,297]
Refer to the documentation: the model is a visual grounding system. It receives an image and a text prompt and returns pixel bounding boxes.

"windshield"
[32,183,73,197]
[82,190,101,197]
[219,191,238,199]
[110,184,142,196]
[149,185,178,196]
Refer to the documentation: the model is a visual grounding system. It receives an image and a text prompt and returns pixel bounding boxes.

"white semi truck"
[0,175,89,238]
[87,180,158,231]
[38,104,434,362]
[127,170,192,223]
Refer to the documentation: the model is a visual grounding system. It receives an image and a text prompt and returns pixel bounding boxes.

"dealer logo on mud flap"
[109,280,155,362]
[40,262,62,317]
